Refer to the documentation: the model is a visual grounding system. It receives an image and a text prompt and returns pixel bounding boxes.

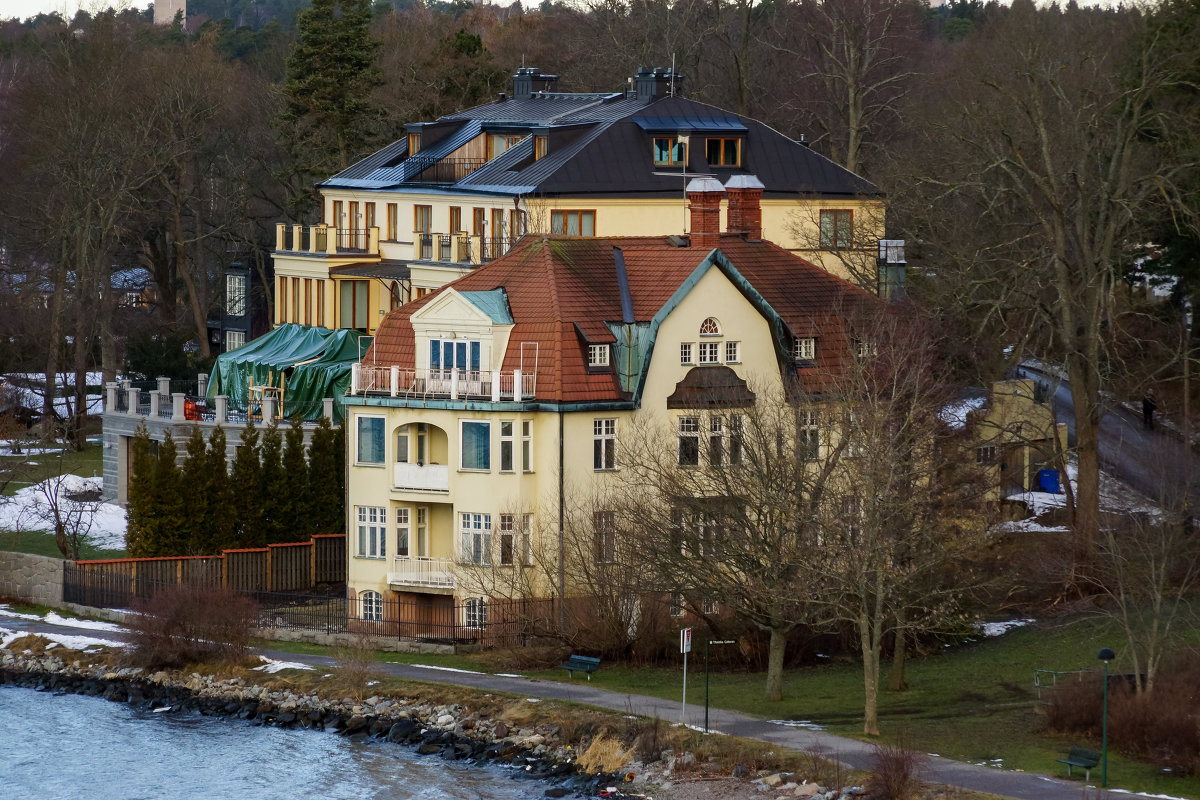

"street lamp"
[1098,647,1116,787]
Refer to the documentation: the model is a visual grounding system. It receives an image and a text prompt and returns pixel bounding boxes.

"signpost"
[680,628,692,724]
[704,639,735,732]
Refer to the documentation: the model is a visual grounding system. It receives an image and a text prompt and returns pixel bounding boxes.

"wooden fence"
[64,534,345,607]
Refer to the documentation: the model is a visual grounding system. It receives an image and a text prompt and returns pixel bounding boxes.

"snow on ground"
[939,396,986,429]
[42,611,123,632]
[410,663,484,675]
[0,625,122,651]
[767,719,826,731]
[251,655,314,674]
[0,474,126,550]
[0,441,65,456]
[998,460,1159,526]
[978,619,1035,637]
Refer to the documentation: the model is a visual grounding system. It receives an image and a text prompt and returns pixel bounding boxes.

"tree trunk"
[1067,357,1102,561]
[41,255,68,430]
[860,608,881,735]
[764,625,787,702]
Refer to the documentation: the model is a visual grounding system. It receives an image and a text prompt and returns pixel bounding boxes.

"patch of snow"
[0,474,126,550]
[494,673,522,678]
[0,625,122,651]
[410,663,484,675]
[525,698,541,703]
[1108,791,1192,800]
[681,723,727,735]
[939,396,986,430]
[978,619,1035,637]
[43,611,123,632]
[991,519,1070,535]
[251,655,314,674]
[767,719,826,731]
[0,606,42,621]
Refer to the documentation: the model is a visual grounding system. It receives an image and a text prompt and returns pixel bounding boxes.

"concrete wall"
[0,552,63,606]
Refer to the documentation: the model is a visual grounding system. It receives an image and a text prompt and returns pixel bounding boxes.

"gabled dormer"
[409,288,515,375]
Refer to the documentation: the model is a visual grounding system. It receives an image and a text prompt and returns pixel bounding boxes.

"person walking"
[1142,390,1157,431]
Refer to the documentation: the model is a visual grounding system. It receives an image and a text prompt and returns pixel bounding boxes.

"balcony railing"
[388,556,457,589]
[405,156,486,184]
[275,223,381,257]
[393,462,449,493]
[352,364,536,402]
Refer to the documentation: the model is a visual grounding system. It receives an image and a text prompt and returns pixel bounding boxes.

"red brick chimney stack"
[687,177,725,249]
[725,174,765,240]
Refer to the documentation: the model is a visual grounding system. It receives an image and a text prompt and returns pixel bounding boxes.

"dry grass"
[577,732,632,773]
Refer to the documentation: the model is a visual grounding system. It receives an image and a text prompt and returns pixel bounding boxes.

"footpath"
[2,612,1176,800]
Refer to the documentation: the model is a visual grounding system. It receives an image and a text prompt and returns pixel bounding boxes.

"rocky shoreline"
[0,647,876,800]
[0,648,623,798]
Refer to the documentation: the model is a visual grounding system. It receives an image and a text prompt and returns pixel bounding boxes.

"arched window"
[699,317,722,337]
[361,590,383,622]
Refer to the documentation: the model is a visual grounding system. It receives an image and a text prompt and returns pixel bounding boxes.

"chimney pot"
[686,177,724,249]
[724,174,765,240]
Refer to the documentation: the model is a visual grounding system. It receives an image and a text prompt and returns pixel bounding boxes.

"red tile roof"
[365,234,876,403]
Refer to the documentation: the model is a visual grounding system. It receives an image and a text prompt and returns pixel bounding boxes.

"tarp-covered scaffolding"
[206,324,370,421]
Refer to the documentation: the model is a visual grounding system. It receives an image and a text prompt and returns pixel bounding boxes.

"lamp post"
[1098,647,1116,787]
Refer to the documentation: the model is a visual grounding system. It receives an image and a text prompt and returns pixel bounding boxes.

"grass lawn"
[0,440,103,496]
[0,529,126,560]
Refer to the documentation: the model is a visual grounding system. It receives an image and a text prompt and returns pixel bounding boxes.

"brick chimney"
[725,174,765,240]
[687,178,724,249]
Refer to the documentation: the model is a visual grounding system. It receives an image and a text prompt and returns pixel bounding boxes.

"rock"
[386,719,420,743]
[543,789,569,798]
[436,713,456,727]
[793,785,820,797]
[763,773,784,787]
[417,743,444,755]
[733,764,750,778]
[494,721,509,739]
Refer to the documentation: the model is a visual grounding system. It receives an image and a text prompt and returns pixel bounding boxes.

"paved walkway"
[2,613,1172,800]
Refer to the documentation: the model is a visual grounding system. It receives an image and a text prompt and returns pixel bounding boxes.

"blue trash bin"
[1037,468,1061,494]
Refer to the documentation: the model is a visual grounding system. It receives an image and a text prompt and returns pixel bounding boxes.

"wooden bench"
[558,654,601,680]
[1057,746,1100,780]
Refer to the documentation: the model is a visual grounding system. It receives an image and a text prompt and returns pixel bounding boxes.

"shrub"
[334,631,380,703]
[863,741,926,800]
[126,585,258,668]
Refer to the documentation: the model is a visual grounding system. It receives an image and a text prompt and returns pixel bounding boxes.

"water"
[0,685,540,800]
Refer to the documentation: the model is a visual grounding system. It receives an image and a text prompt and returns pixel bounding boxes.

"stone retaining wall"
[0,552,62,606]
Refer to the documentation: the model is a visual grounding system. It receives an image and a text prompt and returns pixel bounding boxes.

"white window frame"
[799,409,820,461]
[724,340,740,363]
[225,330,245,351]
[460,512,492,565]
[795,337,816,361]
[699,317,722,336]
[356,415,386,465]
[709,415,726,467]
[669,593,685,618]
[226,274,247,316]
[521,513,534,566]
[729,414,745,466]
[593,418,617,471]
[976,445,997,465]
[680,342,695,365]
[396,507,410,557]
[521,420,533,473]
[499,513,517,566]
[588,344,610,368]
[594,510,616,564]
[678,416,701,466]
[459,419,491,472]
[698,341,720,365]
[361,590,383,622]
[499,420,515,472]
[856,340,877,359]
[464,597,488,629]
[356,506,387,559]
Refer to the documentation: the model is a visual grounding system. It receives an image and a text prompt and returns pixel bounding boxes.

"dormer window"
[653,137,686,166]
[705,138,740,167]
[488,134,525,160]
[588,344,610,368]
[408,132,421,155]
[534,135,548,161]
[795,337,816,361]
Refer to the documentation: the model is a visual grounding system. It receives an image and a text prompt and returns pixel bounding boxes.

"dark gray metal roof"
[631,114,747,132]
[332,261,411,279]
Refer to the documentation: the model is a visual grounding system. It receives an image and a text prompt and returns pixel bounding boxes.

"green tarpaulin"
[206,324,369,421]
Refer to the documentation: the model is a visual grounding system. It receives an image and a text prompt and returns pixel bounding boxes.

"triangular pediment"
[411,288,496,327]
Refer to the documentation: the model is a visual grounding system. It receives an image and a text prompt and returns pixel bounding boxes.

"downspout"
[558,405,565,632]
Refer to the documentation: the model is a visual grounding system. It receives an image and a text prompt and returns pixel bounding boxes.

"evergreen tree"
[230,419,261,547]
[148,430,183,556]
[281,418,309,537]
[125,422,155,557]
[306,415,346,535]
[179,425,208,553]
[256,419,287,545]
[278,0,384,209]
[205,426,235,552]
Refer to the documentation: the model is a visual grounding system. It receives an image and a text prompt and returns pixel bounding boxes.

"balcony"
[275,224,381,257]
[393,462,449,493]
[404,155,486,184]
[351,365,537,402]
[388,556,457,589]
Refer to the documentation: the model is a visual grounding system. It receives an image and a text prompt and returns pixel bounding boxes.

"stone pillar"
[513,369,523,402]
[197,373,209,398]
[126,388,140,416]
[369,226,381,254]
[292,224,304,252]
[149,392,160,418]
[215,395,229,424]
[157,377,171,396]
[171,392,185,421]
[390,365,399,397]
[262,396,275,425]
[323,397,335,420]
[105,382,118,413]
[275,222,286,251]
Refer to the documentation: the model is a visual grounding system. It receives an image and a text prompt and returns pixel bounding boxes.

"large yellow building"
[272,67,895,337]
[341,180,878,630]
